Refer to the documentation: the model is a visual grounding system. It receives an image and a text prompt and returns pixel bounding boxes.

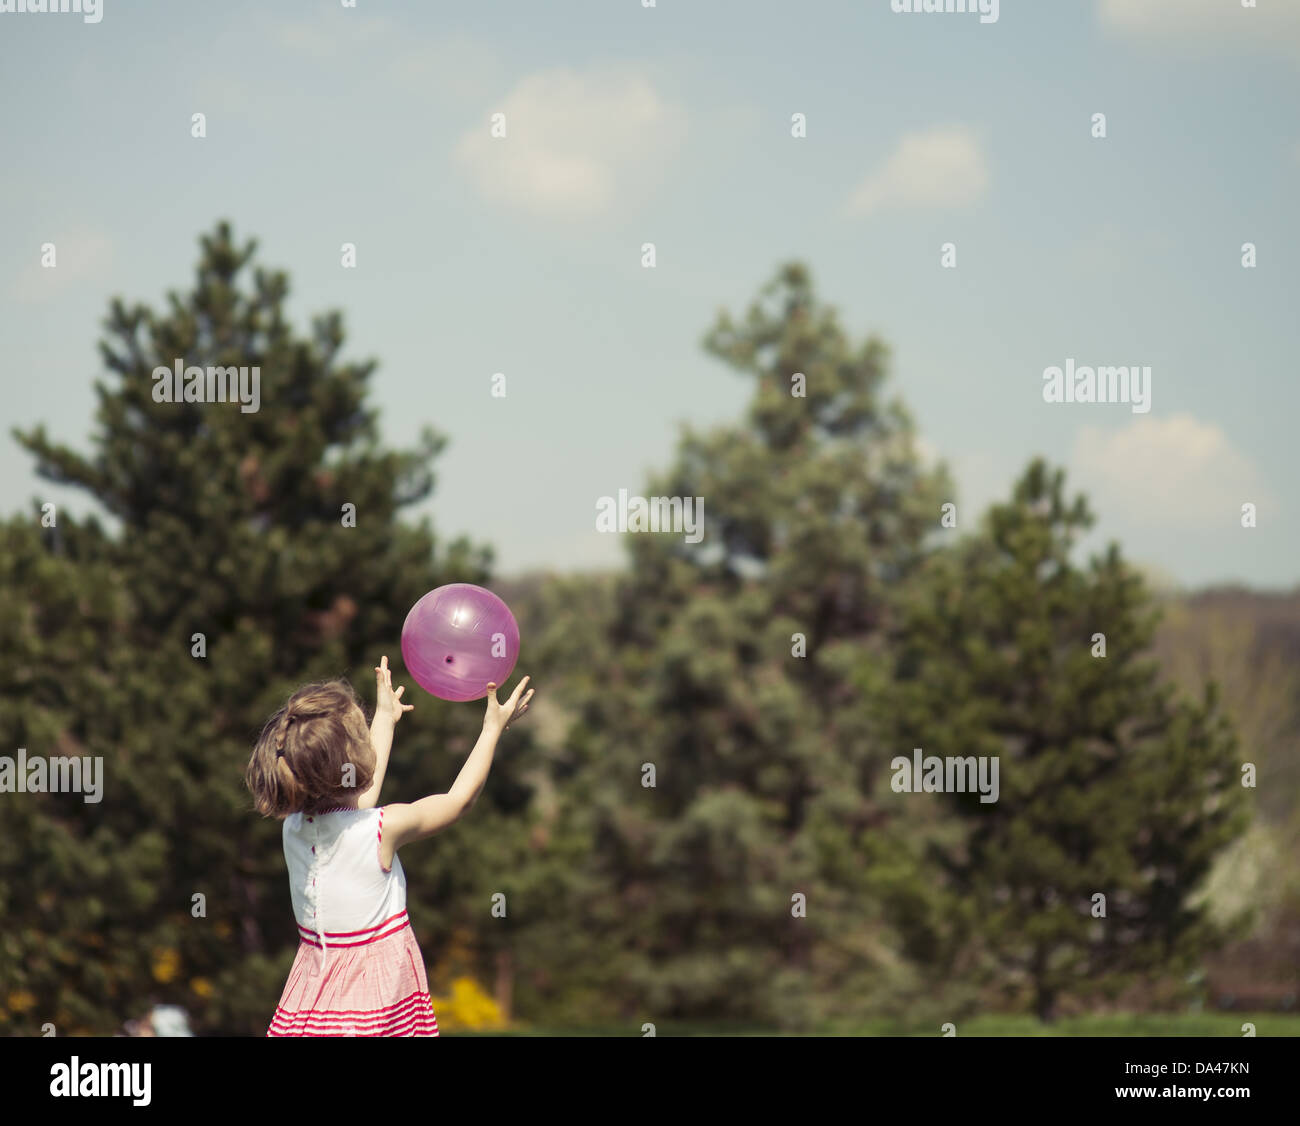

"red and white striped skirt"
[267,911,439,1037]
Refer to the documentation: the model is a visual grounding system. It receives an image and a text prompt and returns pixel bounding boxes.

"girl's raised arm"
[381,677,532,861]
[357,655,413,810]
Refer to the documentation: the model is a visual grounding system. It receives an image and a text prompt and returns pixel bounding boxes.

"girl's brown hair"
[246,680,375,818]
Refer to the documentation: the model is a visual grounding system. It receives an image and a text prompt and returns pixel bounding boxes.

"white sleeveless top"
[282,807,408,960]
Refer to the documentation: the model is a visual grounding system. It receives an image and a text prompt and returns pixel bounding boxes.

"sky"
[1,0,1297,589]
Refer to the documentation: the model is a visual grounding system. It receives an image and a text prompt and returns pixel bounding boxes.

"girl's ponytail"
[275,713,297,755]
[246,682,374,819]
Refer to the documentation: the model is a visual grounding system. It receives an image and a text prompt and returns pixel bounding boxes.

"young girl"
[246,656,533,1037]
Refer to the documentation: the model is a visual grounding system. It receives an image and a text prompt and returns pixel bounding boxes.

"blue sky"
[2,0,1297,589]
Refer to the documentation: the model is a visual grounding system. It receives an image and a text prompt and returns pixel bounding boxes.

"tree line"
[0,223,1253,1034]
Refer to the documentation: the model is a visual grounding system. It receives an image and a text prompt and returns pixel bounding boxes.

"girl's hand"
[484,676,533,734]
[374,655,414,724]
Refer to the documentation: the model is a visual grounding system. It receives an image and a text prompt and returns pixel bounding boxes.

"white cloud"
[452,67,687,218]
[8,232,113,301]
[1097,0,1300,59]
[1072,413,1272,529]
[847,126,990,217]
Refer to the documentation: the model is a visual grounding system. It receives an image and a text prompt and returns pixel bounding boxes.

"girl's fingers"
[513,689,534,715]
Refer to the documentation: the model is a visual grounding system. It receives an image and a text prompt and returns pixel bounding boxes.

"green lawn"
[453,1012,1300,1036]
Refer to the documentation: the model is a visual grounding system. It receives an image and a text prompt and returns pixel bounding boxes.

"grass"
[451,1012,1300,1036]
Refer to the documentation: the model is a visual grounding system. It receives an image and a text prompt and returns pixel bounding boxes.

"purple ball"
[400,584,520,702]
[397,582,520,696]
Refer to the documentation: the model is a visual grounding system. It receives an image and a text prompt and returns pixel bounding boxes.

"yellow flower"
[7,990,37,1013]
[190,978,213,998]
[151,948,180,983]
[429,976,504,1031]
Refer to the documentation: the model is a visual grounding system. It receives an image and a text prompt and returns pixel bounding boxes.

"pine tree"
[875,459,1251,1020]
[0,513,142,1035]
[4,221,533,1033]
[545,263,950,1026]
